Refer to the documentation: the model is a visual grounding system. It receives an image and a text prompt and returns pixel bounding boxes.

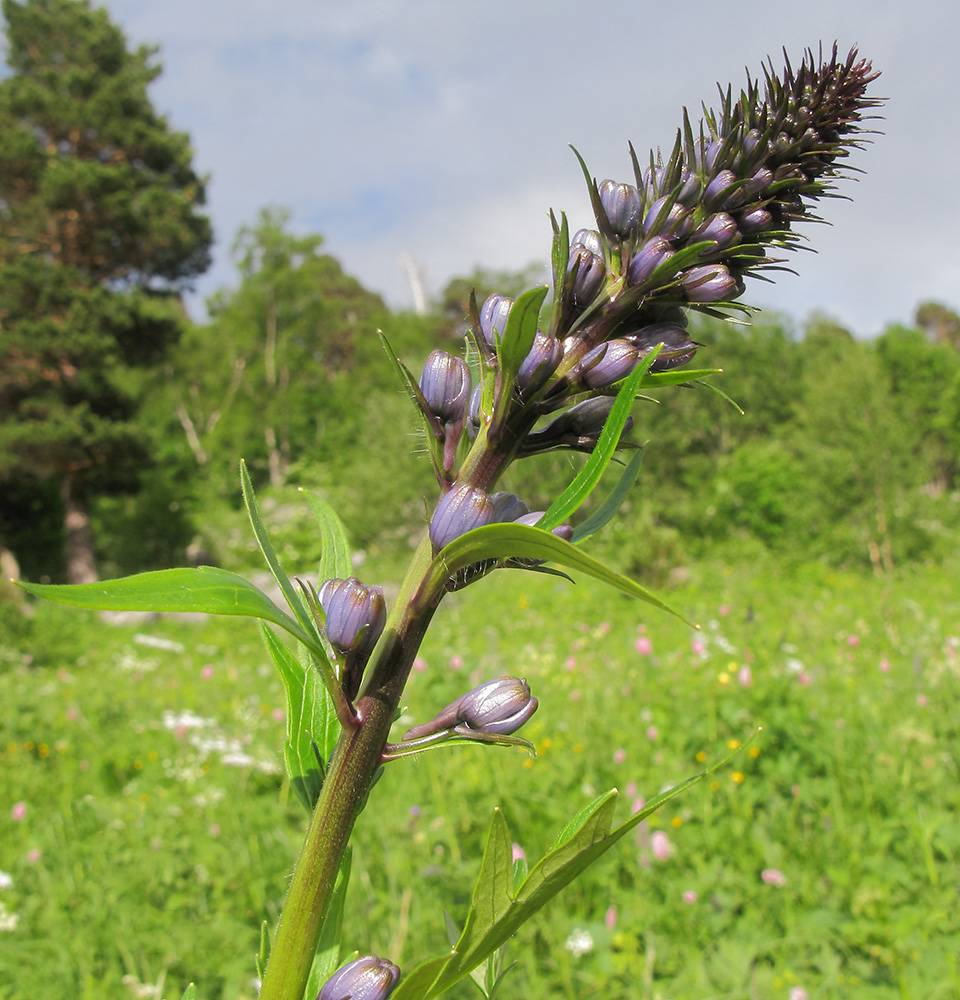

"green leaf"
[17,567,323,652]
[304,849,353,1000]
[539,346,660,532]
[395,738,755,1000]
[259,623,337,812]
[430,521,694,627]
[179,987,198,1000]
[300,489,353,582]
[639,367,722,388]
[571,448,644,543]
[240,460,317,643]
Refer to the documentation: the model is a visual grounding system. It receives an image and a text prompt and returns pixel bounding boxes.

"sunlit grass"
[2,553,959,999]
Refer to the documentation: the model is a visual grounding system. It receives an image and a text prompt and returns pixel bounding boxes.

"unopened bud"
[419,351,470,425]
[625,321,697,371]
[571,339,638,390]
[681,264,741,303]
[691,212,740,251]
[479,293,514,349]
[567,243,606,308]
[318,577,386,661]
[403,676,538,741]
[703,169,739,208]
[429,483,495,550]
[517,330,563,393]
[522,396,633,455]
[514,510,574,542]
[570,228,604,257]
[490,491,530,524]
[598,179,641,237]
[627,236,676,287]
[738,207,773,234]
[317,953,400,1000]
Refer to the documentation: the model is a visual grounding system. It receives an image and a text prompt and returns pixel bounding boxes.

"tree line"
[2,0,959,588]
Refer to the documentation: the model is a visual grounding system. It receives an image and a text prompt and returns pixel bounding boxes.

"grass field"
[2,552,959,1000]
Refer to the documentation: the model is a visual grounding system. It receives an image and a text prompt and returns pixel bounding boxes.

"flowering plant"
[20,44,880,1000]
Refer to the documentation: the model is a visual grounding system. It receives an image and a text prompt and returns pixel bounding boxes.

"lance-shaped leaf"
[179,987,197,1000]
[300,488,354,582]
[426,521,694,626]
[571,448,645,543]
[538,343,660,533]
[240,460,317,643]
[17,567,325,655]
[259,623,338,812]
[393,737,757,1000]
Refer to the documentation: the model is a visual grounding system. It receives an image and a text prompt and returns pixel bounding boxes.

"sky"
[96,0,957,337]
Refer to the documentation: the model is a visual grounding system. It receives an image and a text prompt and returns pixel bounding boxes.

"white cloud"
[99,0,958,331]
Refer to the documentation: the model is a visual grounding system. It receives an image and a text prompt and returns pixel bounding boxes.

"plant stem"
[258,536,443,1000]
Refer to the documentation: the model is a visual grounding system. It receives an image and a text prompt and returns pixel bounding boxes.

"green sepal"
[379,331,446,479]
[179,987,197,1000]
[17,567,325,657]
[304,849,353,1000]
[549,209,570,335]
[258,623,338,812]
[491,285,549,440]
[571,448,644,543]
[639,367,722,388]
[428,521,694,627]
[299,488,354,582]
[392,736,756,1000]
[539,344,660,532]
[240,460,318,645]
[256,919,270,983]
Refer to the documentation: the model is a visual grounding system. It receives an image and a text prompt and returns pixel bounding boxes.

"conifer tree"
[0,0,211,581]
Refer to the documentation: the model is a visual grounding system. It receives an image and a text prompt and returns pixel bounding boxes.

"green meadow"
[3,552,958,1000]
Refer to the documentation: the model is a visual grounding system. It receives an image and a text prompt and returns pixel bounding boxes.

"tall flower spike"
[555,44,881,369]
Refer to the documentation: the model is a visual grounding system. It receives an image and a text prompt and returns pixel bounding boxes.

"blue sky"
[100,0,957,336]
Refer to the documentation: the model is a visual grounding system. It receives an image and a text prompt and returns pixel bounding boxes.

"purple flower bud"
[691,212,740,251]
[627,236,676,287]
[517,330,563,393]
[429,483,495,550]
[458,676,538,734]
[490,491,529,524]
[479,293,514,349]
[676,171,702,207]
[572,339,639,390]
[514,510,574,542]
[318,577,386,660]
[703,169,738,207]
[419,351,470,424]
[704,138,724,172]
[402,676,538,741]
[624,321,697,371]
[642,196,690,239]
[681,264,740,303]
[317,953,400,1000]
[522,396,633,454]
[567,243,606,308]
[741,166,774,200]
[570,228,604,257]
[743,128,762,157]
[598,179,641,237]
[739,208,774,234]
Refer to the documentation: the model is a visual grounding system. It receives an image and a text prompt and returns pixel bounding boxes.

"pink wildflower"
[605,905,617,930]
[635,636,653,656]
[11,802,26,822]
[682,890,698,904]
[737,665,752,687]
[26,849,41,865]
[847,634,860,647]
[879,659,891,673]
[448,654,463,670]
[917,693,928,707]
[413,657,428,672]
[613,748,626,764]
[691,638,706,656]
[761,868,787,886]
[719,604,730,616]
[651,830,671,861]
[511,843,526,863]
[646,726,658,741]
[201,664,214,680]
[789,989,809,1000]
